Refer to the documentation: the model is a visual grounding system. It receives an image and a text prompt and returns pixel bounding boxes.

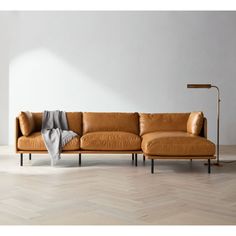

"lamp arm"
[211,85,221,102]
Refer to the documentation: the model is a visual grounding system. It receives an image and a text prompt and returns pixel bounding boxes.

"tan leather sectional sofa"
[15,112,216,173]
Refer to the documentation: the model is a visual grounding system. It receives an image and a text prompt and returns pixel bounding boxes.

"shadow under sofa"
[15,112,216,173]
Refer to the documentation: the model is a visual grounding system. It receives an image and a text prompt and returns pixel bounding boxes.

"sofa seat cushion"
[81,131,141,151]
[18,132,80,151]
[141,131,215,156]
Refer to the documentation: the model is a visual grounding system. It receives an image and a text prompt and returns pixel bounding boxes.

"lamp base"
[204,162,223,167]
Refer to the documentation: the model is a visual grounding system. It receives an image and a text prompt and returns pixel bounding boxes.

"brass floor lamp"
[187,84,221,165]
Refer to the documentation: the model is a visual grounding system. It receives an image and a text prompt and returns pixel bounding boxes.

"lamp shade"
[187,84,212,88]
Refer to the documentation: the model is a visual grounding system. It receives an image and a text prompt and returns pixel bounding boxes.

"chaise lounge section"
[140,113,216,173]
[15,111,216,173]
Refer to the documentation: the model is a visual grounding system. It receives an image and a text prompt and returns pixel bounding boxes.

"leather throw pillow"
[19,111,35,136]
[187,112,204,135]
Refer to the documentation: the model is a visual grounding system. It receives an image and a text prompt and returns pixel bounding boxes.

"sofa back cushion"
[19,111,35,136]
[31,112,82,135]
[140,113,190,135]
[83,112,139,135]
[187,111,204,135]
[32,112,43,132]
[66,112,83,135]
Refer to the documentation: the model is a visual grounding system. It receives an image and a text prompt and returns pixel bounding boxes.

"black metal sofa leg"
[132,153,134,161]
[143,155,145,163]
[20,153,23,166]
[208,159,211,174]
[79,153,81,167]
[151,159,154,174]
[29,153,32,161]
[135,153,137,166]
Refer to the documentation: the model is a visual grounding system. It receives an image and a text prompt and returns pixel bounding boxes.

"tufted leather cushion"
[187,112,204,135]
[18,132,80,151]
[31,112,82,135]
[83,112,139,135]
[81,131,141,150]
[141,131,215,156]
[140,113,190,136]
[19,111,35,136]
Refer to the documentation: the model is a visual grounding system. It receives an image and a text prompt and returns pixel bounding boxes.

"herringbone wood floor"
[0,146,236,225]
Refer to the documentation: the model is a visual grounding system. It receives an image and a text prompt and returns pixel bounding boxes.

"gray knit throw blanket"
[41,110,77,166]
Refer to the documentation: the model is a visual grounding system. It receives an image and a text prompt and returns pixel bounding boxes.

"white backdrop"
[0,13,10,145]
[4,11,236,145]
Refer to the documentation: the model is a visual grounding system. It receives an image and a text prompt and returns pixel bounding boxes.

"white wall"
[7,11,236,145]
[0,13,11,145]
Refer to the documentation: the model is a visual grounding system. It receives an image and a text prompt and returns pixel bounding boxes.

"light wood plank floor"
[0,145,236,225]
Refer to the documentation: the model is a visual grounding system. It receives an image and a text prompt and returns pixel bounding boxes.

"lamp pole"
[187,84,221,165]
[211,86,221,165]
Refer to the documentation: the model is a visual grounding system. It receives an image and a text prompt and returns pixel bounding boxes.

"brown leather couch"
[15,112,216,173]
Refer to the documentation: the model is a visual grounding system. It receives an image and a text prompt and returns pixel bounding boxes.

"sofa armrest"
[200,117,207,138]
[15,117,22,153]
